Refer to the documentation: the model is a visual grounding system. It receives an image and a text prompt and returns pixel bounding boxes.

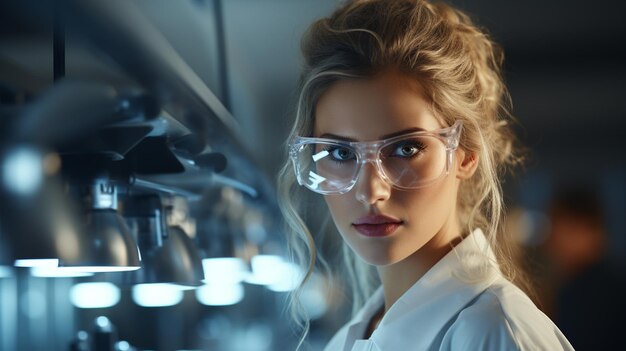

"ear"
[456,148,479,179]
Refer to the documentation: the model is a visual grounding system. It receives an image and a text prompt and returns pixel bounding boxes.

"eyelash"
[324,146,356,163]
[321,141,426,164]
[388,141,427,158]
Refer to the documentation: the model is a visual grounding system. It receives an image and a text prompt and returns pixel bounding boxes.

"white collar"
[339,228,501,351]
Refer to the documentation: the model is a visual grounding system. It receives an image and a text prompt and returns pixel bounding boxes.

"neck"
[376,221,463,312]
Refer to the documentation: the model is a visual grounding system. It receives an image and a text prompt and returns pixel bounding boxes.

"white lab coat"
[323,229,574,351]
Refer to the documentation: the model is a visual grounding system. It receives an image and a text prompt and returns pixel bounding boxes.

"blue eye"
[328,146,356,161]
[391,141,425,158]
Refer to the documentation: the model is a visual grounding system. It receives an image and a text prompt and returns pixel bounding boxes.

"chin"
[352,244,406,267]
[340,229,411,267]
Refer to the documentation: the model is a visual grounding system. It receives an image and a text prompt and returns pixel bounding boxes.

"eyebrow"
[319,127,427,141]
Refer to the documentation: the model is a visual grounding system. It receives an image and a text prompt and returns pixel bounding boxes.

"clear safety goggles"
[289,121,462,195]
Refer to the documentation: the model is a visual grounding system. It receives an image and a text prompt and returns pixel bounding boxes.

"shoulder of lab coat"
[323,229,574,351]
[439,278,574,351]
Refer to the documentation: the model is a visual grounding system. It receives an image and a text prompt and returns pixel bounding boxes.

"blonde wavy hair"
[277,0,528,346]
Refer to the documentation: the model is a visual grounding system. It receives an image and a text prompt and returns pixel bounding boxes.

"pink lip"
[352,215,403,237]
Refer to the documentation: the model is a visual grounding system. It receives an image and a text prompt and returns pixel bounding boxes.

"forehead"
[314,70,443,141]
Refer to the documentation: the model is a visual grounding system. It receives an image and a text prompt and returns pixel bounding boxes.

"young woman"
[278,0,574,350]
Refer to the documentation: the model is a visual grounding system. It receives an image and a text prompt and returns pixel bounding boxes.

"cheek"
[398,176,458,226]
[323,196,353,227]
[323,195,363,247]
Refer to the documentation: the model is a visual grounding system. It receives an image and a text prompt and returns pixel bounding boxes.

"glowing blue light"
[245,255,302,292]
[132,283,184,307]
[60,265,141,273]
[268,261,302,292]
[30,267,94,278]
[95,316,111,328]
[1,147,43,196]
[196,283,244,306]
[202,257,248,285]
[245,255,284,286]
[14,258,59,268]
[115,341,130,351]
[70,282,120,309]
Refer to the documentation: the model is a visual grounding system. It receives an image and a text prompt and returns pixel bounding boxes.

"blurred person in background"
[278,0,573,350]
[541,185,626,350]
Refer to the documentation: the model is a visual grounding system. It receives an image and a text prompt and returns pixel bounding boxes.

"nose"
[354,162,391,205]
